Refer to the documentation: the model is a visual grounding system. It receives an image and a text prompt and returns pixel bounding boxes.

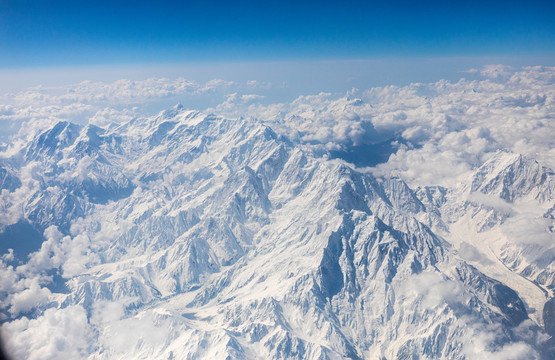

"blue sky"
[0,0,554,99]
[1,0,554,67]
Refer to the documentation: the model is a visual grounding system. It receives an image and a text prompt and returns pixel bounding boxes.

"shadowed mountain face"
[328,136,415,168]
[328,140,399,167]
[0,166,21,193]
[0,107,553,359]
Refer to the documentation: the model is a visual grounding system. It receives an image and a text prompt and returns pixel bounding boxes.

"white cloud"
[94,309,176,357]
[461,319,540,360]
[0,161,44,226]
[1,305,92,360]
[1,248,14,262]
[0,260,19,304]
[504,214,553,245]
[18,226,66,275]
[371,144,474,187]
[8,279,51,316]
[246,79,272,89]
[479,64,514,79]
[88,107,139,127]
[467,192,515,217]
[17,224,98,281]
[90,299,127,325]
[458,242,494,265]
[399,271,463,308]
[466,340,538,360]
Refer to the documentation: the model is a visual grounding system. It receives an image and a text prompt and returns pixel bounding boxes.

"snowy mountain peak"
[470,150,554,203]
[25,121,82,160]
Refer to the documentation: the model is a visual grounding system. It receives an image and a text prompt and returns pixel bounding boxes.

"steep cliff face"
[0,107,553,359]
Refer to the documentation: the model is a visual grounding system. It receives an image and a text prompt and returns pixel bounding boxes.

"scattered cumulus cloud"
[8,279,51,316]
[479,64,514,79]
[399,271,463,308]
[461,319,541,360]
[1,305,92,360]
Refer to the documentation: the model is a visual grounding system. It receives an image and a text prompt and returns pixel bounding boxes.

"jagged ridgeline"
[0,106,553,359]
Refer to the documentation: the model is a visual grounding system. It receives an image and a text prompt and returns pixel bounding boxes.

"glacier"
[0,68,554,359]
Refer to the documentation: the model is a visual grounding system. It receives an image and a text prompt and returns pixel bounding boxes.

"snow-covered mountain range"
[0,101,553,359]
